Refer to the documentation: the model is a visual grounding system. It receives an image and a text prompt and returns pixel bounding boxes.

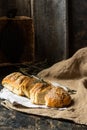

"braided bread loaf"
[1,72,71,108]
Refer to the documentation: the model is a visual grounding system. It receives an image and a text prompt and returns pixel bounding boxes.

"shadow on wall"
[0,0,31,17]
[0,0,16,16]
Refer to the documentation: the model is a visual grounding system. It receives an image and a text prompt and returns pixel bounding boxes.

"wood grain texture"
[0,0,68,65]
[33,0,68,64]
[16,0,31,16]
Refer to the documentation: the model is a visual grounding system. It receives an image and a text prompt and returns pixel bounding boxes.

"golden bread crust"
[30,82,44,103]
[45,87,71,108]
[2,72,72,108]
[34,85,52,105]
[2,72,34,96]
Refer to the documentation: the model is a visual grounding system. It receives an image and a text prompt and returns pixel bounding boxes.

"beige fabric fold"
[37,47,87,125]
[1,78,87,125]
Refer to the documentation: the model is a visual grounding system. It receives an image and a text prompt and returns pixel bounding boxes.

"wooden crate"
[0,16,35,63]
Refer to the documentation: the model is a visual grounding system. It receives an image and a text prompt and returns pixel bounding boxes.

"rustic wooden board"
[33,0,68,64]
[0,16,35,63]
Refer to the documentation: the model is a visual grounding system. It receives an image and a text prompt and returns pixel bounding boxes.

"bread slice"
[45,87,71,108]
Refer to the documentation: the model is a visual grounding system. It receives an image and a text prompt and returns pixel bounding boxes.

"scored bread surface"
[2,72,72,108]
[34,85,53,105]
[45,87,71,108]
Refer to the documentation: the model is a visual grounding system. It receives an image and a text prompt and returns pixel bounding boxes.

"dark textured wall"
[1,1,87,64]
[0,0,68,65]
[33,0,68,64]
[0,0,31,16]
[68,0,87,57]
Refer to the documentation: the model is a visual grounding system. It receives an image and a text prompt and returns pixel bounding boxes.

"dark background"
[0,0,87,65]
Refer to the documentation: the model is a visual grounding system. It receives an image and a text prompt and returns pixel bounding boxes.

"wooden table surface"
[0,98,87,130]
